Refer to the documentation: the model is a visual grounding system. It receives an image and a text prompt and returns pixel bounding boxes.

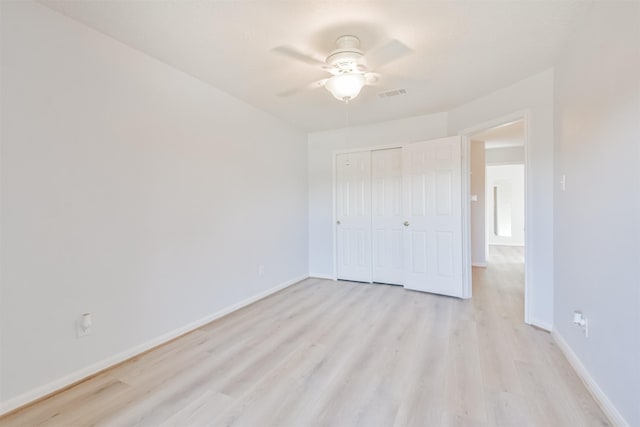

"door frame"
[332,144,403,281]
[459,110,532,325]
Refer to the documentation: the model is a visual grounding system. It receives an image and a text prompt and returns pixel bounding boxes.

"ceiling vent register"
[378,89,407,98]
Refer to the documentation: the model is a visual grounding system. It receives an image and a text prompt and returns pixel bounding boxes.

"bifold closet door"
[336,152,372,282]
[371,148,403,285]
[402,136,463,297]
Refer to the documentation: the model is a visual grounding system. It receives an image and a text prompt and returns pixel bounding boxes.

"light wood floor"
[1,246,610,427]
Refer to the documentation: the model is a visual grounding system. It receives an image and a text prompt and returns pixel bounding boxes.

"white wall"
[448,69,555,329]
[486,165,525,247]
[307,113,448,277]
[470,141,486,265]
[485,146,524,165]
[0,1,308,410]
[553,3,640,426]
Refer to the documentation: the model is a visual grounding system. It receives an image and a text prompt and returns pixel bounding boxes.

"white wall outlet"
[560,174,566,191]
[572,311,588,337]
[77,313,92,338]
[258,264,265,276]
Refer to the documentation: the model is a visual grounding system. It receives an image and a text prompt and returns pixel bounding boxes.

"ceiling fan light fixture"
[325,72,365,102]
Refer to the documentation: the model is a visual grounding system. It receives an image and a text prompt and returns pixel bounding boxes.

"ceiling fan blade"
[272,45,327,68]
[383,72,429,86]
[276,78,328,97]
[367,39,412,69]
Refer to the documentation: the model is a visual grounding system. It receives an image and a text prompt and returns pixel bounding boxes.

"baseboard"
[529,318,553,332]
[551,330,629,427]
[0,274,307,417]
[308,273,336,280]
[472,262,487,268]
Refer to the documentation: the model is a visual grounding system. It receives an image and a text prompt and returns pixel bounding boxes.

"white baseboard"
[472,262,488,268]
[308,273,336,280]
[551,330,629,427]
[529,318,553,332]
[0,274,307,416]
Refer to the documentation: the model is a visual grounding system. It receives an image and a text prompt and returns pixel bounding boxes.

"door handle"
[403,221,410,227]
[336,220,341,225]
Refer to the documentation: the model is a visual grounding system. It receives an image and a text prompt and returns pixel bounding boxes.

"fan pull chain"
[344,100,351,145]
[345,101,350,128]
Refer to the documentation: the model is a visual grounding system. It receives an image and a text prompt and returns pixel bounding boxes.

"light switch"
[471,194,478,202]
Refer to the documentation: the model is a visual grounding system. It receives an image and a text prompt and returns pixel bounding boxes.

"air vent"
[378,89,407,98]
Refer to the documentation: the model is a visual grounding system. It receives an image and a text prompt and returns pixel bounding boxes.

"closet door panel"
[402,137,463,297]
[371,148,403,285]
[336,152,371,282]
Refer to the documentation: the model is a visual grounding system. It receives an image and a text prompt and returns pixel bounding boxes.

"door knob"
[403,221,410,227]
[336,220,341,225]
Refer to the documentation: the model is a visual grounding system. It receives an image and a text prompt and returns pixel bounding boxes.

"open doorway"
[468,120,526,319]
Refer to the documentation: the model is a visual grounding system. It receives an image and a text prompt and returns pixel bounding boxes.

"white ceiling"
[41,1,590,132]
[473,120,525,149]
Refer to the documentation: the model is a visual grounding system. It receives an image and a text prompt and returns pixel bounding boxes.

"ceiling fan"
[273,35,411,102]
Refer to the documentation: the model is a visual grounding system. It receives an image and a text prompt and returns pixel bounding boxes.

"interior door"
[336,152,372,282]
[372,148,403,285]
[402,136,463,297]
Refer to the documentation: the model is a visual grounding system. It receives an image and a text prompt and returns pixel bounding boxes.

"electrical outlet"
[572,311,588,337]
[258,264,265,276]
[77,313,92,338]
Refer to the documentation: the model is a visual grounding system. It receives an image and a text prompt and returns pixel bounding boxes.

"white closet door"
[336,152,372,282]
[372,148,403,285]
[402,136,463,297]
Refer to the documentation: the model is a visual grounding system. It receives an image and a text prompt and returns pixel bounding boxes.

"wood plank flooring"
[0,246,610,426]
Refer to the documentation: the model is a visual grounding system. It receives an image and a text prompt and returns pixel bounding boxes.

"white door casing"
[371,148,403,285]
[336,152,372,282]
[402,136,463,297]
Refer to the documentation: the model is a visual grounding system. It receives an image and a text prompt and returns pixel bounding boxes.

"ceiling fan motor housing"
[326,35,366,73]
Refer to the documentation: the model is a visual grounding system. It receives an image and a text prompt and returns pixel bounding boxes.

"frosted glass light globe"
[325,73,365,102]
